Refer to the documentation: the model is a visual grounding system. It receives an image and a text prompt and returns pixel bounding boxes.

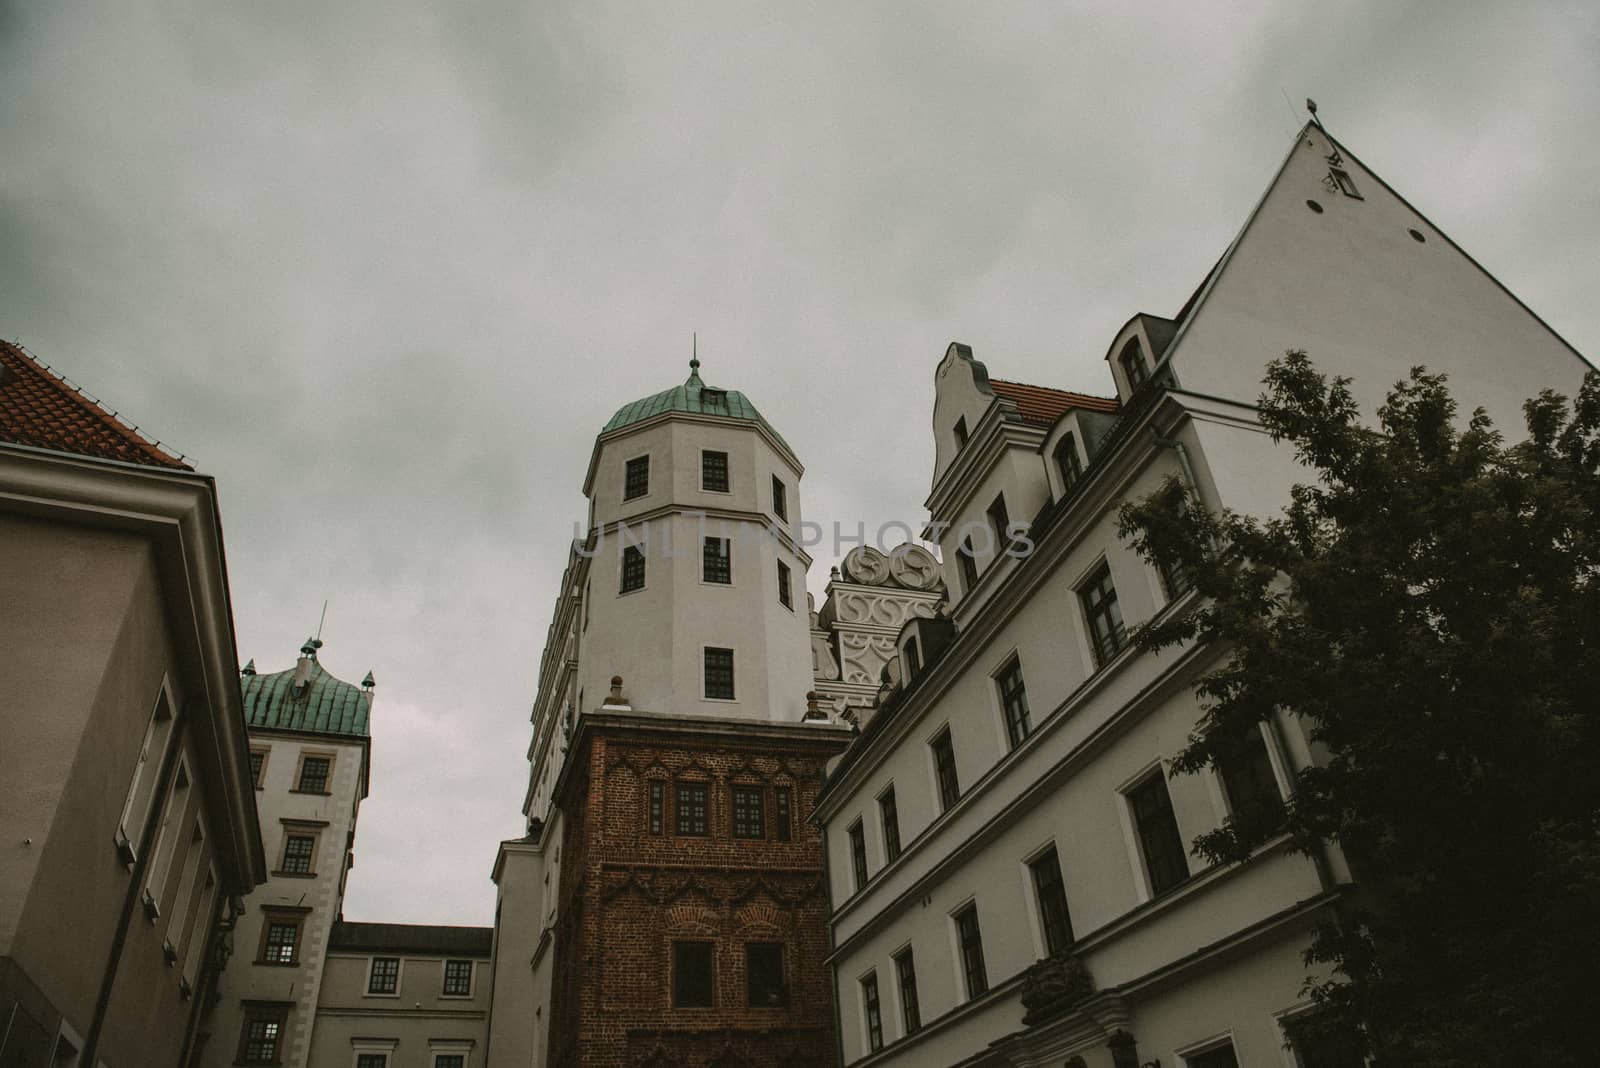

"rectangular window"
[367,957,400,995]
[356,1056,388,1068]
[280,833,317,875]
[1029,847,1074,956]
[1329,167,1362,199]
[624,455,650,500]
[259,915,302,965]
[955,904,988,999]
[953,416,969,449]
[932,729,960,812]
[878,788,901,863]
[771,475,787,521]
[673,941,714,1007]
[1186,1043,1241,1068]
[704,647,735,700]
[861,972,883,1052]
[676,783,709,836]
[442,959,473,996]
[249,748,268,789]
[746,942,786,1007]
[1217,726,1285,839]
[776,561,793,609]
[1120,338,1149,391]
[848,820,868,892]
[732,786,765,839]
[774,786,792,842]
[1129,772,1190,896]
[1284,1012,1367,1068]
[702,450,729,492]
[987,493,1011,552]
[1055,433,1083,491]
[703,536,732,584]
[1080,563,1128,666]
[144,760,190,913]
[648,781,665,836]
[894,948,920,1036]
[238,1006,288,1065]
[621,544,646,593]
[433,1056,465,1068]
[117,689,174,862]
[957,538,979,591]
[1158,551,1193,600]
[295,754,331,794]
[903,637,921,677]
[997,658,1031,749]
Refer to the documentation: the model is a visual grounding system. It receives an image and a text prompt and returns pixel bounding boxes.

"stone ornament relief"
[888,544,940,590]
[841,545,890,585]
[839,632,897,685]
[833,589,939,629]
[810,633,841,681]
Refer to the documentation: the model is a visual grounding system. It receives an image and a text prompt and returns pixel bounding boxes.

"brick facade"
[548,715,849,1068]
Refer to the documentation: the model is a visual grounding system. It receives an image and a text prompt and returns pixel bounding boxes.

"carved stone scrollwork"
[1019,951,1096,1027]
[842,545,890,585]
[839,633,897,685]
[811,633,841,681]
[888,544,941,590]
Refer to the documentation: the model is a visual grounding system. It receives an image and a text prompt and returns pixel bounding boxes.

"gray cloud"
[4,1,1596,923]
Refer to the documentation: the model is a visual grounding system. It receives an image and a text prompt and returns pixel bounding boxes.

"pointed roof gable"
[0,340,190,469]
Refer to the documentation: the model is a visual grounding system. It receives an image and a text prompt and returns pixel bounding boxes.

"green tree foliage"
[1118,351,1600,1067]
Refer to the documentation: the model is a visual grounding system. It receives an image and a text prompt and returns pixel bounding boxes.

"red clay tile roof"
[989,378,1118,427]
[0,340,190,470]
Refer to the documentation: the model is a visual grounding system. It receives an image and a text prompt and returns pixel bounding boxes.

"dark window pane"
[1285,1012,1368,1068]
[895,950,920,1035]
[648,781,664,836]
[774,787,792,842]
[624,455,650,500]
[958,539,979,591]
[702,451,729,492]
[953,417,968,448]
[621,545,646,593]
[434,1058,465,1068]
[777,561,792,608]
[848,821,868,892]
[1217,727,1284,840]
[1028,847,1074,955]
[1120,338,1149,390]
[703,537,732,584]
[771,475,787,521]
[1186,1043,1240,1068]
[368,957,399,994]
[987,494,1011,554]
[879,788,901,863]
[932,730,960,811]
[242,1013,284,1064]
[356,1056,388,1068]
[297,756,329,793]
[955,905,987,998]
[998,660,1031,748]
[1055,434,1083,490]
[676,783,709,836]
[443,959,472,996]
[732,786,765,839]
[903,639,921,678]
[248,750,265,787]
[282,835,315,874]
[1080,564,1128,666]
[673,942,714,1007]
[746,942,786,1007]
[1129,773,1189,896]
[704,647,735,700]
[263,921,299,964]
[862,972,883,1051]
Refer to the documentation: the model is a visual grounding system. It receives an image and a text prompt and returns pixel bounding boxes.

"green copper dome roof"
[240,639,372,738]
[601,360,792,453]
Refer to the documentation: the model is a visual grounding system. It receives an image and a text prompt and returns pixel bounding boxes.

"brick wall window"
[771,475,787,521]
[1079,563,1128,666]
[848,820,868,892]
[238,1004,288,1065]
[955,904,988,999]
[1054,433,1083,491]
[258,915,302,965]
[732,786,765,839]
[777,560,793,609]
[702,450,729,492]
[1128,771,1189,896]
[279,833,317,876]
[621,545,646,593]
[704,647,735,700]
[367,957,400,995]
[774,786,792,842]
[676,783,709,836]
[442,959,473,996]
[647,780,665,836]
[997,658,1031,748]
[746,942,786,1007]
[878,787,901,863]
[624,455,650,500]
[702,536,732,584]
[931,728,960,812]
[894,948,920,1035]
[861,972,883,1052]
[295,754,331,794]
[673,941,714,1007]
[1029,846,1075,955]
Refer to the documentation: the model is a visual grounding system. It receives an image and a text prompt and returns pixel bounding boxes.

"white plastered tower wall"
[815,120,1593,1068]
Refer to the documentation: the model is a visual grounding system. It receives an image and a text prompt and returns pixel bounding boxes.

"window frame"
[861,970,884,1052]
[1027,845,1075,957]
[893,947,920,1037]
[647,779,666,836]
[292,750,334,795]
[1125,768,1191,898]
[986,493,1012,555]
[931,728,960,812]
[249,746,270,790]
[701,536,732,585]
[675,781,710,837]
[1119,337,1150,392]
[771,474,787,521]
[773,785,792,842]
[620,544,647,594]
[995,656,1031,749]
[115,685,175,864]
[701,449,730,493]
[1054,432,1083,492]
[953,902,988,1000]
[878,786,901,864]
[623,454,650,501]
[1215,724,1287,840]
[703,646,736,701]
[1079,561,1128,667]
[275,823,323,878]
[237,1003,290,1066]
[441,958,474,998]
[776,559,793,610]
[956,538,979,592]
[952,416,969,449]
[731,784,765,840]
[256,909,307,966]
[365,956,402,997]
[672,940,715,1008]
[745,941,787,1008]
[143,756,191,918]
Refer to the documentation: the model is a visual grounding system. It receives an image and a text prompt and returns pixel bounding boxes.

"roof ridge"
[0,339,193,468]
[988,376,1116,402]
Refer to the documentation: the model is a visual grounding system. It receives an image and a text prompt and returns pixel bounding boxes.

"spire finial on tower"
[691,331,700,372]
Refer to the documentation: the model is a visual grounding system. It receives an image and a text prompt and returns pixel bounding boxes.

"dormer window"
[1119,338,1150,392]
[903,637,922,678]
[953,416,969,449]
[1054,434,1083,491]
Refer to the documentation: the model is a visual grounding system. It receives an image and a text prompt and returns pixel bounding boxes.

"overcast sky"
[3,2,1596,926]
